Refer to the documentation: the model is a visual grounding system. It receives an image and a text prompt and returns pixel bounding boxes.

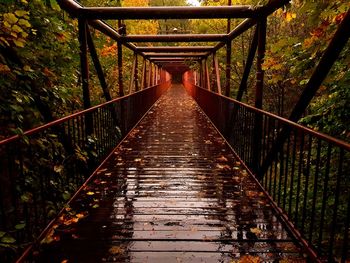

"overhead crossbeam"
[70,5,259,20]
[145,53,207,58]
[137,46,213,53]
[155,61,188,63]
[120,34,227,43]
[149,57,199,61]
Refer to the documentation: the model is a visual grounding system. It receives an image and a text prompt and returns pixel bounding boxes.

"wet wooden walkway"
[31,85,305,262]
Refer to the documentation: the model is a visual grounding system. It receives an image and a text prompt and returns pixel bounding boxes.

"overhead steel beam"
[155,61,193,64]
[155,62,188,64]
[149,57,198,61]
[137,46,214,53]
[80,6,256,20]
[145,53,207,58]
[120,34,227,43]
[74,5,259,20]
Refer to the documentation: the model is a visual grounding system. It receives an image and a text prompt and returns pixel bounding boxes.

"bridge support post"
[258,10,350,179]
[205,58,211,91]
[225,41,231,97]
[213,52,222,94]
[200,59,205,89]
[252,18,266,173]
[153,65,157,85]
[78,18,93,135]
[117,21,124,97]
[135,54,139,91]
[236,25,258,101]
[86,26,112,101]
[141,58,146,90]
[129,53,137,94]
[148,62,153,86]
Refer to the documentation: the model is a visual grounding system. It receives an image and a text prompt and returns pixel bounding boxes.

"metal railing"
[184,81,350,262]
[0,82,170,261]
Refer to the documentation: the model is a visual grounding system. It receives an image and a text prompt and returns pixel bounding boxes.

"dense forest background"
[0,0,349,142]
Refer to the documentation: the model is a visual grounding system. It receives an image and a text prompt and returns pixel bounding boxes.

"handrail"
[0,84,162,146]
[189,84,350,151]
[0,81,170,262]
[184,80,350,261]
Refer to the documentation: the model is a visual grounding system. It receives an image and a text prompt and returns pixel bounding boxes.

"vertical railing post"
[225,41,231,97]
[78,18,93,135]
[252,18,267,173]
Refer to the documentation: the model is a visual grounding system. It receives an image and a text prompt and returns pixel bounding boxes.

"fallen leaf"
[217,156,228,162]
[237,255,261,263]
[97,168,107,174]
[86,191,95,196]
[246,191,259,198]
[216,164,231,171]
[204,140,212,144]
[108,245,124,255]
[75,213,86,219]
[250,227,262,235]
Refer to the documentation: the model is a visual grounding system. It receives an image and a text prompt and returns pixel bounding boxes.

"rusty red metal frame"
[137,46,214,53]
[183,82,350,262]
[120,34,227,42]
[146,53,207,57]
[0,84,169,147]
[186,83,350,151]
[8,0,348,261]
[184,83,322,262]
[62,5,259,20]
[14,81,171,263]
[259,10,350,177]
